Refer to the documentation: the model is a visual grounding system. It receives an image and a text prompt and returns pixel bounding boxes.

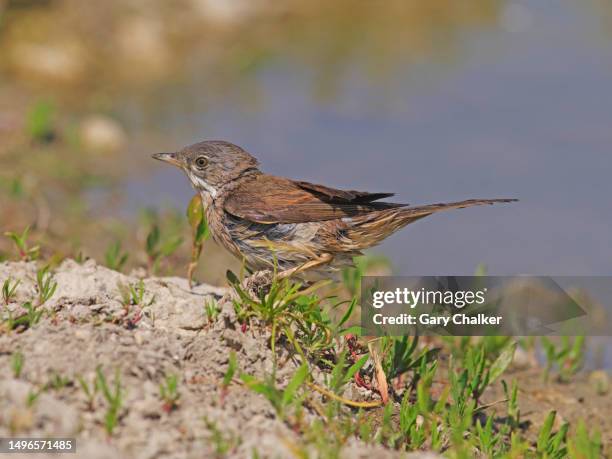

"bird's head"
[153,140,259,198]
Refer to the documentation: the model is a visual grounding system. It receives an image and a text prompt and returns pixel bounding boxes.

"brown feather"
[223,174,406,224]
[294,181,395,203]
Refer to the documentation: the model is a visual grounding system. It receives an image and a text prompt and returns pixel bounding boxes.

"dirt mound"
[0,259,434,458]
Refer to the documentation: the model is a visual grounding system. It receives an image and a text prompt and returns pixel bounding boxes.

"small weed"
[567,420,602,459]
[159,373,180,412]
[116,280,153,328]
[381,334,439,382]
[104,241,129,272]
[502,379,520,428]
[0,177,25,198]
[2,278,20,305]
[96,366,123,436]
[398,391,427,449]
[203,417,241,458]
[186,194,210,288]
[118,280,154,308]
[241,363,309,421]
[4,227,40,261]
[26,387,45,408]
[450,341,516,407]
[11,351,24,378]
[475,415,501,456]
[74,251,86,264]
[204,299,220,323]
[36,266,58,304]
[221,351,237,397]
[541,336,585,382]
[77,374,98,411]
[26,100,56,143]
[13,302,44,329]
[536,410,569,459]
[324,350,369,396]
[145,223,183,275]
[227,270,338,361]
[47,372,71,390]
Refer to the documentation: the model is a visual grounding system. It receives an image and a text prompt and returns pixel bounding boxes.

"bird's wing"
[223,175,405,224]
[294,181,395,203]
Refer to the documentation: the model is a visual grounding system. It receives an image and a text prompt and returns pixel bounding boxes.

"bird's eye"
[195,156,208,169]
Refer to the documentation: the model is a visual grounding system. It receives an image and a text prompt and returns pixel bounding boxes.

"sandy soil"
[0,259,440,459]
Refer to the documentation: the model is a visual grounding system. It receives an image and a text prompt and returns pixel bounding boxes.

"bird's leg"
[234,254,333,301]
[277,253,333,280]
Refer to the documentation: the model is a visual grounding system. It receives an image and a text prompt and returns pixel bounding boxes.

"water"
[128,0,612,368]
[126,1,612,277]
[2,0,611,368]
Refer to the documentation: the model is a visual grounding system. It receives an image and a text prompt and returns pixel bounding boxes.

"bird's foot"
[239,269,274,300]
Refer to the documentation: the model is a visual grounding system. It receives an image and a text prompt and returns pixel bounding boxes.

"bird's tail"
[397,198,518,218]
[347,198,517,250]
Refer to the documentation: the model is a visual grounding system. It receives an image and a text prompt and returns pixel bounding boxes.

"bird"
[153,140,516,280]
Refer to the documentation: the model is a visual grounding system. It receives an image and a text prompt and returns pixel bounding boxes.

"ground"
[0,260,436,458]
[0,260,609,458]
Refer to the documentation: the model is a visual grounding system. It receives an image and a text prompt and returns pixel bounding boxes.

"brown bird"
[153,141,516,279]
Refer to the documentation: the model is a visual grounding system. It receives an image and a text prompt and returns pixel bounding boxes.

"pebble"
[80,115,126,153]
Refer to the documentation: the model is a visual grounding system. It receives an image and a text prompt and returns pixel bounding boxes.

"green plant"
[186,194,210,288]
[104,241,129,272]
[11,351,24,378]
[381,334,439,382]
[222,351,237,393]
[324,350,369,395]
[26,387,44,407]
[567,420,602,459]
[2,277,20,305]
[228,270,335,361]
[502,379,520,428]
[0,177,25,198]
[26,100,55,142]
[451,341,516,407]
[541,336,585,382]
[475,415,501,456]
[2,302,43,331]
[96,366,123,436]
[4,227,40,261]
[15,302,44,329]
[47,372,71,390]
[398,390,427,449]
[117,280,154,308]
[241,363,309,420]
[145,223,183,275]
[536,411,569,459]
[204,299,220,323]
[36,266,58,304]
[203,417,241,458]
[77,374,98,411]
[159,373,180,412]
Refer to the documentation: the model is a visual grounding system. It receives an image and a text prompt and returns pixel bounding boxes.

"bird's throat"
[188,172,218,199]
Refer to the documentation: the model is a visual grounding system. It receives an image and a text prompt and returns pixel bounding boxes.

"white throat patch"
[188,172,218,199]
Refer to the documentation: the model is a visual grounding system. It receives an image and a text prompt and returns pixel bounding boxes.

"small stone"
[114,17,170,77]
[512,346,535,369]
[80,116,126,153]
[8,42,86,83]
[589,370,610,395]
[74,328,91,340]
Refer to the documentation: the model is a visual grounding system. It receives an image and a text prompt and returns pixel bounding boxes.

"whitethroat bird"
[153,141,516,280]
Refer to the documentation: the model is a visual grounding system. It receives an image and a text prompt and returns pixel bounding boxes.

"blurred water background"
[0,0,610,283]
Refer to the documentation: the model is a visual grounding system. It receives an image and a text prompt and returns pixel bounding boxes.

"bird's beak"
[152,152,182,168]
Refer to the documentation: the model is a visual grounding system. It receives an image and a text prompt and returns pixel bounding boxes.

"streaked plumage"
[153,141,516,277]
